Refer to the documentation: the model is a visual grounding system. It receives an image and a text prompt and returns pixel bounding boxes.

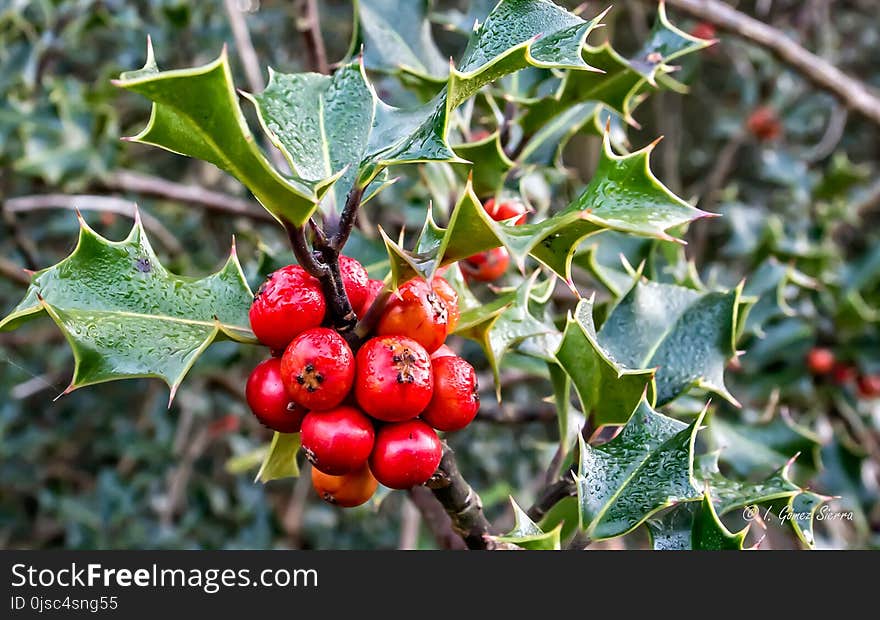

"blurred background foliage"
[1,0,879,549]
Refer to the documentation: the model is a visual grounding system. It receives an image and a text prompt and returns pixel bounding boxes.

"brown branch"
[103,170,273,221]
[4,193,184,255]
[296,0,329,75]
[526,476,576,523]
[424,444,499,550]
[407,487,468,550]
[223,0,266,93]
[661,0,880,126]
[0,257,31,286]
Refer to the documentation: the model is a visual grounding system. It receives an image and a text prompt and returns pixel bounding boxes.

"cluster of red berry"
[244,256,479,507]
[461,198,528,282]
[807,347,880,398]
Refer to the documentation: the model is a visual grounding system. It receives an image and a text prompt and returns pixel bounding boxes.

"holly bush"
[1,0,878,550]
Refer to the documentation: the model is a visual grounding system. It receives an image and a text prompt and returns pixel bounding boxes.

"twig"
[223,0,266,93]
[4,193,184,255]
[103,170,273,221]
[803,104,847,163]
[407,487,468,550]
[282,462,314,548]
[398,498,422,550]
[1,199,39,270]
[0,257,31,285]
[661,0,880,126]
[425,443,498,550]
[330,185,365,251]
[296,0,329,75]
[526,476,577,523]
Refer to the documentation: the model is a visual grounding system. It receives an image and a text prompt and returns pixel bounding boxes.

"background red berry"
[301,406,375,475]
[311,464,378,507]
[245,358,306,433]
[249,265,326,350]
[746,106,783,141]
[281,327,355,411]
[421,356,480,432]
[339,256,369,314]
[484,197,528,225]
[369,420,442,489]
[376,279,449,353]
[831,362,857,385]
[857,374,880,399]
[462,246,510,282]
[355,336,434,421]
[807,347,835,375]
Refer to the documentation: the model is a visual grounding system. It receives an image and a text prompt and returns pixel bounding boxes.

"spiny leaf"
[548,361,585,461]
[255,432,301,483]
[597,277,744,406]
[0,213,253,402]
[495,497,562,550]
[555,297,654,428]
[647,494,749,551]
[572,230,651,297]
[113,42,326,226]
[696,451,801,515]
[452,131,514,197]
[741,258,816,338]
[575,397,704,539]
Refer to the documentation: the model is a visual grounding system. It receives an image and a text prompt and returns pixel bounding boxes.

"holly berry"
[357,278,385,319]
[806,347,835,375]
[355,336,434,421]
[484,197,528,225]
[281,327,355,411]
[691,21,716,40]
[857,374,880,399]
[831,362,857,385]
[311,464,378,508]
[421,356,480,432]
[431,276,459,332]
[301,406,375,475]
[462,246,510,282]
[376,279,449,353]
[249,265,326,350]
[339,255,369,315]
[431,344,456,360]
[470,128,492,142]
[245,359,306,432]
[746,106,782,141]
[369,420,442,489]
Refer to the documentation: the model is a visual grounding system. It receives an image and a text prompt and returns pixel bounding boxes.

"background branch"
[661,0,880,126]
[296,0,329,75]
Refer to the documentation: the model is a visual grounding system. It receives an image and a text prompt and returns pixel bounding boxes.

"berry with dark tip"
[311,464,378,507]
[281,327,355,411]
[245,358,306,433]
[249,265,325,350]
[354,335,433,421]
[421,356,480,432]
[376,279,449,353]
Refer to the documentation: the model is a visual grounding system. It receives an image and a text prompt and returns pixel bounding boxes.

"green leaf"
[597,278,743,406]
[255,432,301,483]
[0,213,254,401]
[740,258,815,338]
[648,494,749,551]
[495,498,562,550]
[113,42,325,226]
[572,230,651,297]
[355,0,448,82]
[548,361,584,459]
[452,131,514,196]
[555,297,654,428]
[575,398,703,539]
[696,451,800,515]
[774,491,829,549]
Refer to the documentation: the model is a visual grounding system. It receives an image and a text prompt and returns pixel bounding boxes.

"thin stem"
[330,185,365,251]
[296,0,329,75]
[526,476,577,523]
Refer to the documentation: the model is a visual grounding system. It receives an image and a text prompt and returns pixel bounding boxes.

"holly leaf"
[647,494,749,551]
[495,498,562,550]
[741,258,815,338]
[0,213,254,402]
[597,278,744,406]
[555,297,655,428]
[255,432,301,483]
[355,0,448,82]
[575,398,704,539]
[696,451,801,515]
[572,230,651,297]
[113,42,326,226]
[771,491,830,549]
[452,131,514,196]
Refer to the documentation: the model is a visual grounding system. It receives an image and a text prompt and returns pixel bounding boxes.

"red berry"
[431,344,457,360]
[691,21,716,40]
[857,374,880,399]
[311,464,378,507]
[462,247,510,282]
[339,256,369,315]
[431,276,459,332]
[369,420,442,489]
[831,362,857,385]
[301,406,375,475]
[357,278,385,319]
[355,336,434,421]
[421,356,480,432]
[470,128,491,141]
[806,347,835,375]
[249,265,325,350]
[281,328,355,411]
[376,279,449,353]
[746,106,782,141]
[484,197,528,225]
[245,358,307,433]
